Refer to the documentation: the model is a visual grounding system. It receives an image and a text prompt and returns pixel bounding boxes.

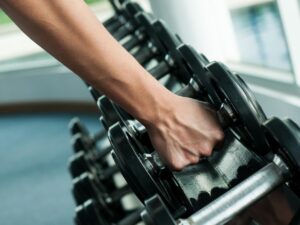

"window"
[230,2,292,72]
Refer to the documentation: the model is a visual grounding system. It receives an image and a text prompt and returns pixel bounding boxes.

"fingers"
[146,96,226,171]
[167,148,202,171]
[157,133,224,171]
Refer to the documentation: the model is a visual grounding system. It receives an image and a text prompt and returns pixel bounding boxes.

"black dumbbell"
[106,46,268,213]
[68,150,117,178]
[109,120,264,216]
[103,0,130,34]
[131,14,168,66]
[72,172,131,220]
[176,44,269,155]
[70,131,109,154]
[97,96,127,130]
[69,117,106,141]
[75,199,110,225]
[141,195,176,225]
[75,199,143,225]
[144,19,190,83]
[263,117,300,197]
[121,11,158,52]
[111,2,144,42]
[141,117,300,225]
[88,86,102,102]
[69,117,90,137]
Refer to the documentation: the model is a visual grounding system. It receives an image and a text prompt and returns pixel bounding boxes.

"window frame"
[276,0,300,86]
[219,0,300,87]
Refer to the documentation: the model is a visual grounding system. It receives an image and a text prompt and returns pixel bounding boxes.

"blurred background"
[0,0,300,224]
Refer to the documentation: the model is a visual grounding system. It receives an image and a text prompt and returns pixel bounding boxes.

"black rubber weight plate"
[144,195,176,225]
[264,117,300,170]
[108,123,163,203]
[178,45,221,106]
[206,62,269,154]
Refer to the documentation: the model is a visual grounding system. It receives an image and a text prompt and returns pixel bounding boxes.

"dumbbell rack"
[67,1,300,225]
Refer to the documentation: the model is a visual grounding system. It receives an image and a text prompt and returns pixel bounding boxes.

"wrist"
[137,87,176,128]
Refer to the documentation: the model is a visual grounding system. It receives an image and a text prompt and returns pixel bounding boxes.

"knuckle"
[190,155,200,164]
[215,130,225,142]
[201,143,213,157]
[171,162,184,171]
[169,157,186,171]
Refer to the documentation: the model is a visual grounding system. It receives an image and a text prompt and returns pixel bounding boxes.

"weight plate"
[143,195,177,225]
[69,117,89,136]
[76,199,110,225]
[69,151,91,178]
[123,2,143,19]
[97,96,120,129]
[153,22,191,83]
[206,62,269,154]
[263,117,300,196]
[178,44,221,105]
[135,13,167,56]
[108,123,164,202]
[107,122,183,212]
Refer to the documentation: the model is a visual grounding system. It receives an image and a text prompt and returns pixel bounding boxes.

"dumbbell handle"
[149,61,170,79]
[177,156,288,225]
[117,208,144,225]
[176,79,202,98]
[123,35,140,51]
[133,45,154,65]
[103,15,118,27]
[106,185,132,204]
[113,23,133,41]
[106,19,123,33]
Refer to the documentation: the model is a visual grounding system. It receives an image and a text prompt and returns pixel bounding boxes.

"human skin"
[0,1,295,224]
[0,0,224,170]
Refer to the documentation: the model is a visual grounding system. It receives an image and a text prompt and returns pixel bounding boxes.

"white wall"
[149,0,240,62]
[0,63,92,105]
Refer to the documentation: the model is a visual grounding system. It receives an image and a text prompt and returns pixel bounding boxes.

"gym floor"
[0,112,101,225]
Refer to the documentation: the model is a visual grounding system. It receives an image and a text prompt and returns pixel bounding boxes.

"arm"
[0,0,223,170]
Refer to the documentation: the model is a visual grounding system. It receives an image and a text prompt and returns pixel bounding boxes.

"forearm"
[0,0,224,170]
[0,0,171,124]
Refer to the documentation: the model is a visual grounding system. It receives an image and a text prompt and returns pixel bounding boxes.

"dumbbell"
[69,150,118,178]
[70,132,112,165]
[109,118,264,216]
[120,7,157,52]
[69,117,107,145]
[176,44,269,155]
[111,2,144,42]
[141,117,300,225]
[102,5,168,67]
[103,0,130,34]
[107,46,271,212]
[69,117,113,170]
[73,173,131,221]
[88,86,102,102]
[102,2,151,52]
[143,19,191,83]
[130,14,169,67]
[75,199,143,225]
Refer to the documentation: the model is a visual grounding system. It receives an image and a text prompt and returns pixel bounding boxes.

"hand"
[145,95,224,171]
